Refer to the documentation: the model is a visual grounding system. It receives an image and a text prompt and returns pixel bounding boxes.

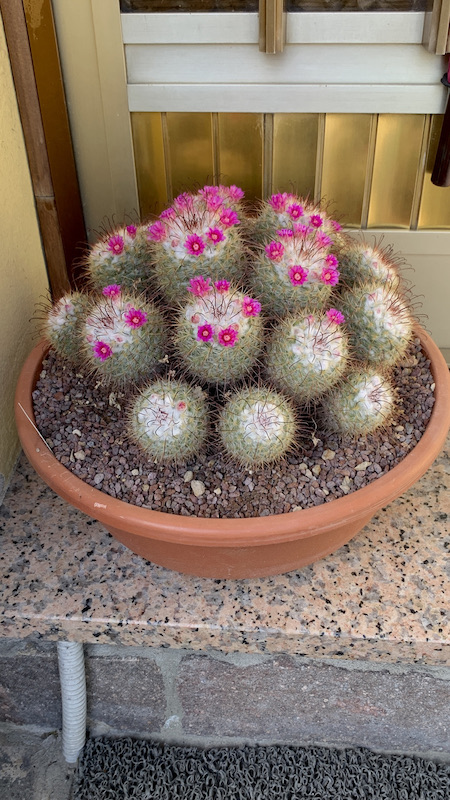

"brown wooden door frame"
[0,0,87,298]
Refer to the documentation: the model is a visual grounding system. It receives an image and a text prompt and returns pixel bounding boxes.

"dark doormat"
[72,737,450,799]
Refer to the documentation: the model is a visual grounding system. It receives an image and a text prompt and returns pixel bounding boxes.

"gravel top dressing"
[33,338,435,519]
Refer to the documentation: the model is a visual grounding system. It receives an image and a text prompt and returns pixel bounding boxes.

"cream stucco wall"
[0,16,49,502]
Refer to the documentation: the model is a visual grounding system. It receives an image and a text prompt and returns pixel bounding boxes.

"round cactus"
[218,386,297,467]
[173,276,264,385]
[43,291,90,363]
[250,226,341,317]
[128,378,209,463]
[147,186,246,304]
[337,283,413,368]
[86,224,151,292]
[81,284,166,387]
[250,193,344,247]
[322,370,396,437]
[265,308,350,402]
[336,239,401,289]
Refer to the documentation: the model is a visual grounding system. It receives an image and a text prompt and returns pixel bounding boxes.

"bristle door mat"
[72,738,450,800]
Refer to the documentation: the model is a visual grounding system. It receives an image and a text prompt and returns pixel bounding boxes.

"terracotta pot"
[15,329,450,579]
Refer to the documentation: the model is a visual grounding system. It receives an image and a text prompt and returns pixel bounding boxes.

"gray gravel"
[32,339,435,518]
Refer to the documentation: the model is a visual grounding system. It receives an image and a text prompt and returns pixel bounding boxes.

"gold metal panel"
[166,112,214,197]
[131,112,167,219]
[368,114,425,229]
[418,115,450,229]
[321,114,372,227]
[218,113,263,205]
[273,114,318,200]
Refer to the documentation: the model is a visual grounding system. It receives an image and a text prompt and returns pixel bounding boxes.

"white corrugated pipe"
[57,640,87,764]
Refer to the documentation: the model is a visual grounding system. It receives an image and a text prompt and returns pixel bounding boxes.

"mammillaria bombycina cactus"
[265,308,349,402]
[337,283,413,368]
[217,386,297,466]
[250,226,341,317]
[336,239,401,289]
[85,224,151,292]
[251,192,343,246]
[128,379,209,463]
[322,370,396,436]
[147,185,246,304]
[173,276,264,385]
[43,291,90,363]
[81,285,166,386]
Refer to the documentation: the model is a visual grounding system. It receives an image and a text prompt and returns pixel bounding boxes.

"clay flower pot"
[15,329,450,579]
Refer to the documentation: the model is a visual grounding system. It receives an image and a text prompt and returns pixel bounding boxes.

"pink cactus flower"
[147,221,167,243]
[287,203,304,220]
[197,323,214,343]
[223,184,244,201]
[102,284,122,298]
[331,219,342,232]
[310,214,323,228]
[185,234,205,257]
[326,308,346,325]
[277,229,294,238]
[294,224,313,238]
[177,401,187,411]
[206,227,226,245]
[107,235,124,256]
[325,253,339,268]
[242,297,262,317]
[218,326,238,347]
[206,194,223,212]
[160,206,176,220]
[265,241,285,261]
[288,266,308,286]
[269,193,289,212]
[320,266,340,286]
[316,231,332,248]
[124,307,148,328]
[126,225,137,238]
[174,192,192,210]
[93,341,113,361]
[219,208,240,228]
[214,279,230,293]
[187,276,212,296]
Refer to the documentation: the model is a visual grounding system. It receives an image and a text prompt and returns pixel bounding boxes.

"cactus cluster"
[42,183,417,469]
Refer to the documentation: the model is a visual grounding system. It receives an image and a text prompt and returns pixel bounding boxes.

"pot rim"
[15,329,450,548]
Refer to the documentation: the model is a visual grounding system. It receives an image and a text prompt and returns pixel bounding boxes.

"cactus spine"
[336,240,401,289]
[44,292,90,363]
[86,224,151,292]
[322,370,396,436]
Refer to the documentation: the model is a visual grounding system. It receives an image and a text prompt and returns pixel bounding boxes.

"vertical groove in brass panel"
[410,115,431,231]
[273,114,318,199]
[322,114,371,226]
[418,115,450,230]
[166,113,214,197]
[314,114,325,204]
[218,114,263,205]
[131,112,168,219]
[263,113,274,198]
[161,112,173,203]
[212,113,220,184]
[360,114,379,230]
[368,115,424,229]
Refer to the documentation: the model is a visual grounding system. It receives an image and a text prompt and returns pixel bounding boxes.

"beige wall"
[0,16,49,502]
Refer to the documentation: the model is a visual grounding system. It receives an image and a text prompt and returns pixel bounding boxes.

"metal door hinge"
[259,0,286,54]
[423,0,450,55]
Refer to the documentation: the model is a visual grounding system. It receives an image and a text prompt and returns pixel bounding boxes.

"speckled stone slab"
[0,441,448,665]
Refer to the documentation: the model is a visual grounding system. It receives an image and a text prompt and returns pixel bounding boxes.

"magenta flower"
[325,253,339,268]
[126,225,137,238]
[124,307,148,328]
[102,284,121,298]
[206,194,223,212]
[147,221,167,243]
[177,401,187,411]
[326,308,345,325]
[107,235,124,256]
[220,208,240,228]
[160,206,176,220]
[187,276,212,296]
[265,241,285,261]
[93,341,113,361]
[331,219,342,232]
[174,192,192,210]
[316,231,332,248]
[294,224,313,237]
[242,297,261,317]
[269,193,288,212]
[277,228,293,238]
[218,327,238,347]
[206,227,226,245]
[185,234,205,257]
[197,323,214,343]
[224,184,244,201]
[320,266,340,286]
[310,214,323,228]
[214,279,230,293]
[288,266,308,286]
[287,203,304,220]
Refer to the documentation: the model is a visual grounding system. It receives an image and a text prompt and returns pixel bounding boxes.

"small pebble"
[74,450,86,461]
[191,480,206,497]
[322,449,336,461]
[355,461,371,471]
[184,470,194,482]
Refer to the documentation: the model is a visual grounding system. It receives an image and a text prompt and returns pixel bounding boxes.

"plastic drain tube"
[57,641,87,764]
